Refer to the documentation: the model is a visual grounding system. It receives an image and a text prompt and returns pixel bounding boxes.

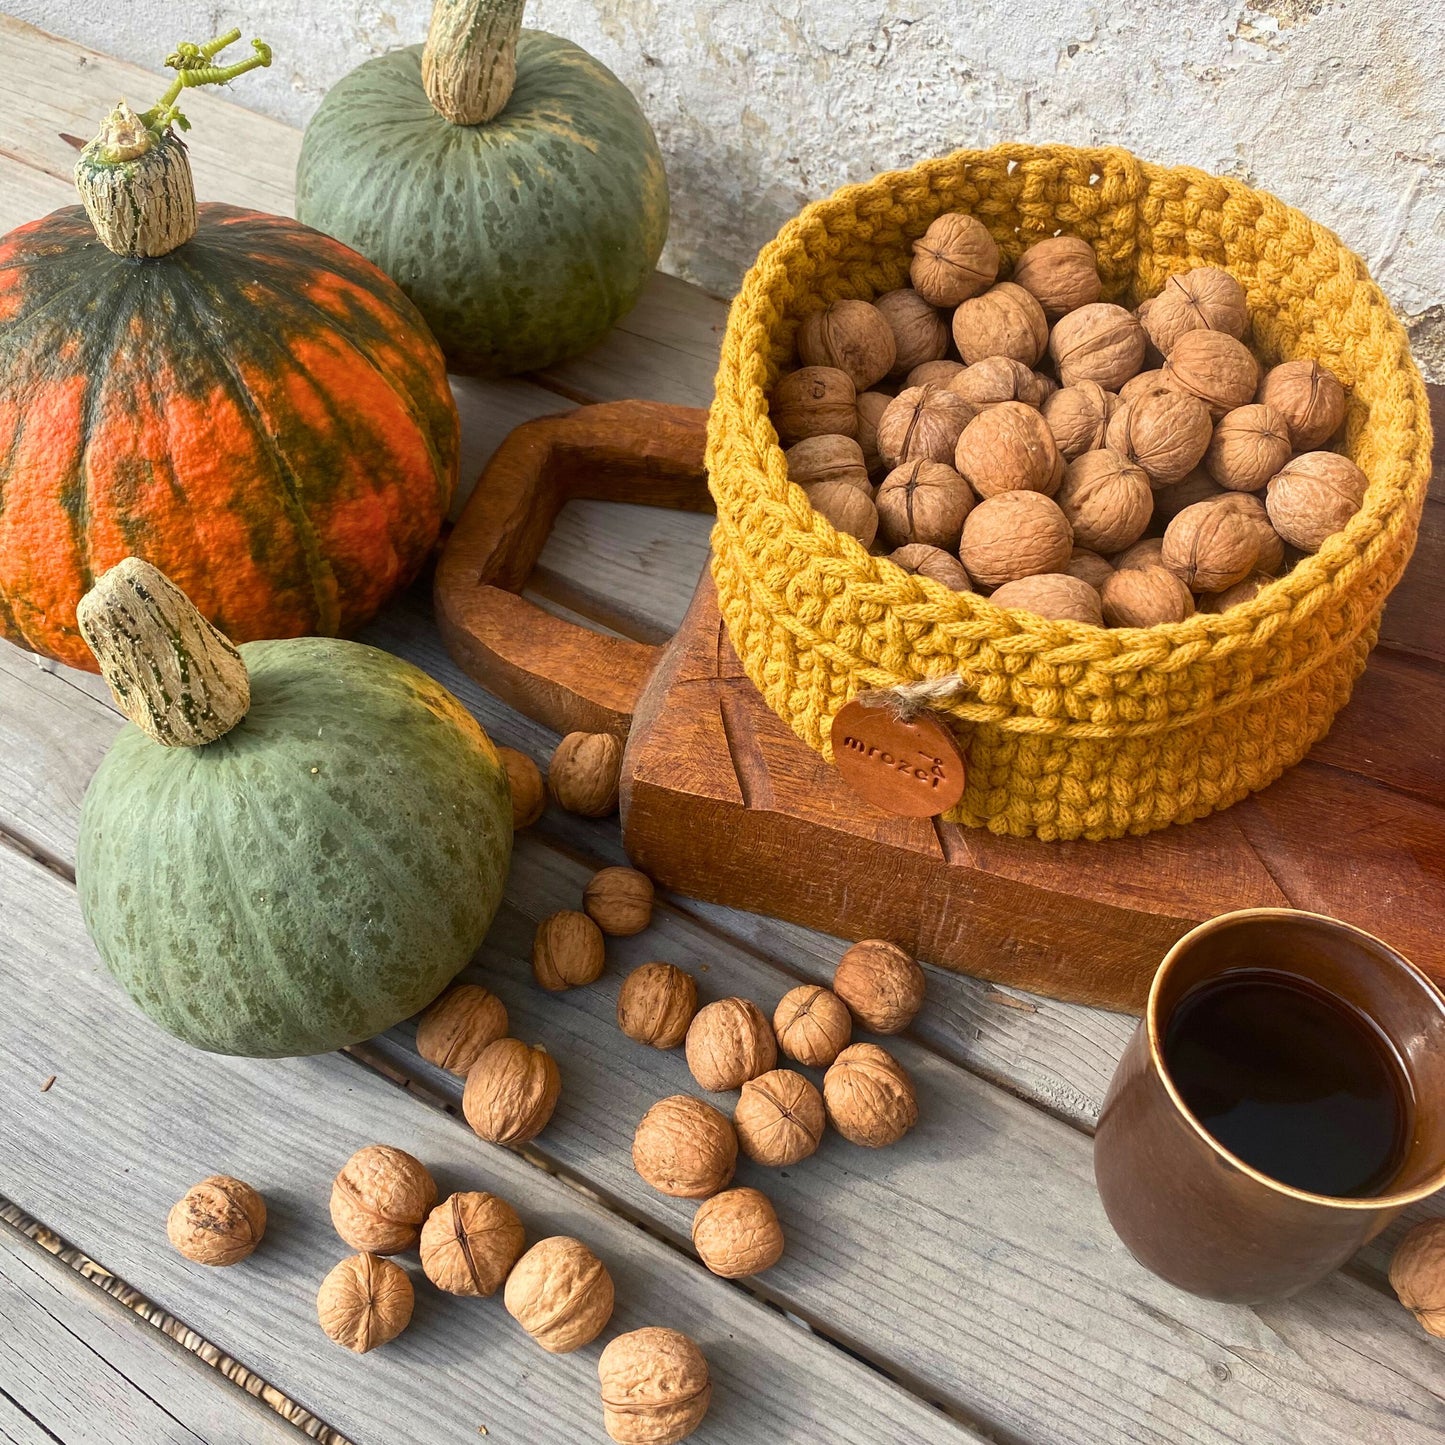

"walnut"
[833,939,925,1034]
[876,385,975,468]
[804,479,879,547]
[618,962,698,1049]
[1204,403,1291,492]
[317,1254,413,1354]
[734,1068,826,1166]
[773,984,853,1068]
[1056,449,1153,554]
[549,731,623,817]
[771,365,858,445]
[584,866,655,937]
[876,460,975,549]
[1100,565,1195,627]
[1257,358,1347,450]
[463,1038,562,1144]
[685,997,777,1091]
[498,746,545,828]
[505,1236,615,1352]
[1009,235,1101,318]
[330,1146,437,1255]
[958,491,1073,587]
[598,1328,711,1445]
[948,355,1043,410]
[874,287,949,376]
[415,983,508,1075]
[954,401,1062,499]
[1141,267,1248,355]
[785,434,871,492]
[1042,381,1116,460]
[1049,303,1146,390]
[1199,573,1273,612]
[167,1175,266,1266]
[1117,368,1169,404]
[1162,330,1259,418]
[910,211,999,306]
[1104,389,1213,486]
[798,299,896,390]
[692,1187,785,1279]
[1029,371,1060,406]
[632,1095,737,1198]
[1214,491,1285,574]
[1065,547,1115,590]
[1112,536,1165,571]
[533,910,606,991]
[420,1191,525,1296]
[1151,468,1227,525]
[907,359,966,389]
[888,543,975,592]
[990,572,1104,625]
[856,392,893,479]
[1265,451,1368,552]
[1389,1218,1445,1337]
[1161,498,1261,593]
[952,282,1049,366]
[823,1043,918,1148]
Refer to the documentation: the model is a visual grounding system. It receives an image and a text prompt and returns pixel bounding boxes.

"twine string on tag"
[856,674,971,724]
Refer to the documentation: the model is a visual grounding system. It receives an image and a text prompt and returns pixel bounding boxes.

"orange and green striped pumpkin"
[0,201,459,671]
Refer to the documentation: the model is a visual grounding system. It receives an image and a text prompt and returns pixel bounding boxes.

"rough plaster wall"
[14,0,1445,374]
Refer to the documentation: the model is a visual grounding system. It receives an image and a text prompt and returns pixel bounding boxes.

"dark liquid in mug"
[1163,969,1413,1198]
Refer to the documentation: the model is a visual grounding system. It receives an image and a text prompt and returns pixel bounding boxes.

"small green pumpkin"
[75,559,512,1058]
[295,0,669,376]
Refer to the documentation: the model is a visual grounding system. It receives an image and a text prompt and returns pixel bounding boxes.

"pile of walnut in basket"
[773,220,1365,626]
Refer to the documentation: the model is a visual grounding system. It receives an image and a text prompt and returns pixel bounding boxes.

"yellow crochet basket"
[706,144,1433,841]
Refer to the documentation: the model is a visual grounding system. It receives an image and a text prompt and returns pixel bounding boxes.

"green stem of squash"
[74,30,272,258]
[77,559,251,749]
[423,0,526,126]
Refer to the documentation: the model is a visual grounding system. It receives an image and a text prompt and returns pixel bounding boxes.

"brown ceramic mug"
[1094,908,1445,1302]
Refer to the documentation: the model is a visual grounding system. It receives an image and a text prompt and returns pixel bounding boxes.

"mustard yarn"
[706,144,1431,841]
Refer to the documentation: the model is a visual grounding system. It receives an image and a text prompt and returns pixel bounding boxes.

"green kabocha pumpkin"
[74,559,512,1058]
[0,32,459,671]
[296,0,669,375]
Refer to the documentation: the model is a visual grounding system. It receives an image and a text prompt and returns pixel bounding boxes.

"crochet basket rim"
[706,142,1432,700]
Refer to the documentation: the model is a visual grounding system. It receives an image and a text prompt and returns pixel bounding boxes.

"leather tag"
[830,700,966,817]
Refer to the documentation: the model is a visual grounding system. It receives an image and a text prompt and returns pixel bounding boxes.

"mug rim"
[1146,906,1445,1211]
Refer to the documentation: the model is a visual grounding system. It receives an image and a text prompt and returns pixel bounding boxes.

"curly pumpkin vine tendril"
[142,29,273,135]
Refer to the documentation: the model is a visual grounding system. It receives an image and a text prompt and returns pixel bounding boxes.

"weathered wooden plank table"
[1,18,1442,1445]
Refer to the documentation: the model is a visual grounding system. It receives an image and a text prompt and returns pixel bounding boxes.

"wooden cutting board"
[435,400,1445,1012]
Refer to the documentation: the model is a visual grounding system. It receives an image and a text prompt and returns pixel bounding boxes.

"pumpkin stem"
[423,0,526,126]
[73,31,272,258]
[77,559,251,749]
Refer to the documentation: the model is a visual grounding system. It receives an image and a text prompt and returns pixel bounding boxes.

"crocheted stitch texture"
[706,145,1432,841]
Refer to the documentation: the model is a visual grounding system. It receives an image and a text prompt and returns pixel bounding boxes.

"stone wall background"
[15,0,1444,374]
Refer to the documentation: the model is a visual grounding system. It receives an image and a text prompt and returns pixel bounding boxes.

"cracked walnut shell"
[1161,498,1261,593]
[1204,403,1291,492]
[618,962,698,1049]
[420,1191,525,1297]
[1009,235,1101,319]
[824,1043,919,1148]
[1049,303,1146,390]
[1265,451,1368,552]
[692,1187,785,1279]
[874,287,949,376]
[954,401,1062,499]
[1389,1218,1445,1338]
[1100,565,1195,628]
[876,460,975,549]
[773,984,852,1068]
[834,939,926,1033]
[167,1175,266,1266]
[533,909,606,991]
[1140,267,1248,355]
[632,1094,737,1198]
[1258,358,1347,450]
[958,490,1073,588]
[317,1253,413,1353]
[876,385,975,468]
[505,1235,615,1353]
[1056,450,1153,555]
[910,211,999,307]
[990,572,1104,626]
[330,1145,437,1255]
[685,997,777,1091]
[888,543,974,592]
[1162,330,1259,419]
[952,281,1049,367]
[797,299,896,390]
[549,731,623,817]
[1105,388,1213,486]
[771,365,858,445]
[416,983,509,1076]
[734,1068,826,1166]
[498,746,545,828]
[598,1327,712,1445]
[463,1038,562,1144]
[584,866,655,937]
